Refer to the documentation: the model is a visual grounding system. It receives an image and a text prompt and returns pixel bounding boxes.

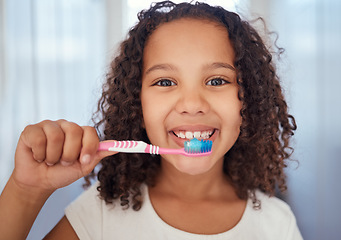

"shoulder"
[64,182,150,240]
[245,190,303,240]
[64,183,104,240]
[256,191,294,220]
[65,182,103,216]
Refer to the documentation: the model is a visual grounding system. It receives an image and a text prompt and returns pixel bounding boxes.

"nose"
[175,87,210,115]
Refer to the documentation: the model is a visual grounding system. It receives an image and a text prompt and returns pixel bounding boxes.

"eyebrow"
[144,64,176,75]
[144,62,236,75]
[207,62,236,71]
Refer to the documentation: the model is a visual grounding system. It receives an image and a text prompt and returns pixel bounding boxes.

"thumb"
[79,141,118,176]
[94,140,119,163]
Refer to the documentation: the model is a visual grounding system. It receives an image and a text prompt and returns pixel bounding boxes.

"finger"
[95,146,118,162]
[77,151,114,177]
[94,140,119,165]
[79,126,99,165]
[21,124,47,162]
[79,150,116,178]
[95,140,119,157]
[41,120,65,166]
[58,120,83,167]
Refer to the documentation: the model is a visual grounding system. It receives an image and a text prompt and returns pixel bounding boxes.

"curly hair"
[89,1,297,210]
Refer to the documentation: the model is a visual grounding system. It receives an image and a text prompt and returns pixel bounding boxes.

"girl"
[0,1,302,239]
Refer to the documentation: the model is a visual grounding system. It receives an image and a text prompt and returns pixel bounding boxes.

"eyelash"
[152,79,176,87]
[152,77,231,87]
[206,77,230,86]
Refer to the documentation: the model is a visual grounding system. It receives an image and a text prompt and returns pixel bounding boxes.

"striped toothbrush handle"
[98,140,164,154]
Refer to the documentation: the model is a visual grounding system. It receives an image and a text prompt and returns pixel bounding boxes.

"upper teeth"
[174,130,213,139]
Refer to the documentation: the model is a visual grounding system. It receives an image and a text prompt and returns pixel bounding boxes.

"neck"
[153,158,238,201]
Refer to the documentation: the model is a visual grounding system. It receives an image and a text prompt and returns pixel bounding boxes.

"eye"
[153,79,176,87]
[206,77,230,86]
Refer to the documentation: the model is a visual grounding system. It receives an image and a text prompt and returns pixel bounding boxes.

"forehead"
[143,18,235,66]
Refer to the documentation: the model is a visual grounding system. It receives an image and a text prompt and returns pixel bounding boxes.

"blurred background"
[0,0,340,239]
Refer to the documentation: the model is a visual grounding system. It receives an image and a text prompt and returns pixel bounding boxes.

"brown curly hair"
[89,1,297,210]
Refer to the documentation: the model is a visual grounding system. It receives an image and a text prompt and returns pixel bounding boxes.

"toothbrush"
[98,138,212,157]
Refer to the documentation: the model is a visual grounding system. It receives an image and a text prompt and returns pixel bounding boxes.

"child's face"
[141,18,242,175]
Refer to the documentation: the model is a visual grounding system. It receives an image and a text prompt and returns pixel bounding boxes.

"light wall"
[249,0,341,239]
[1,0,340,239]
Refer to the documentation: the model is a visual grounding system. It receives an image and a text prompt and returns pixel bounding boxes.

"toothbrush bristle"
[184,138,212,154]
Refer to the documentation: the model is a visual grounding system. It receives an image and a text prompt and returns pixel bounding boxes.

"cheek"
[231,104,242,132]
[142,95,165,125]
[229,91,242,124]
[141,98,155,134]
[141,91,168,144]
[218,98,242,145]
[216,93,242,126]
[235,103,243,128]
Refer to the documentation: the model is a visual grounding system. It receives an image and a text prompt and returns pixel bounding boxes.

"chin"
[171,156,215,176]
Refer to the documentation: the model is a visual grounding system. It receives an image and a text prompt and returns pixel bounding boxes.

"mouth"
[171,129,216,140]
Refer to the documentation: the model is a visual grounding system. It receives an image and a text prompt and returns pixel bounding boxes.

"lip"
[168,125,218,148]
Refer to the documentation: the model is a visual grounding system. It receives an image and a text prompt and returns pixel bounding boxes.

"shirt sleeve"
[65,183,103,240]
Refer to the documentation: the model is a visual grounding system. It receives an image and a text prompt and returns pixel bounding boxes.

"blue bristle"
[184,138,212,153]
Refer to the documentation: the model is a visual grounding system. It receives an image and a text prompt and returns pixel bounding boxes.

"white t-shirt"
[65,183,303,240]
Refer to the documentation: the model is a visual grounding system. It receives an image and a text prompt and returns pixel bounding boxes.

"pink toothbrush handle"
[98,141,148,153]
[98,140,212,157]
[98,141,182,154]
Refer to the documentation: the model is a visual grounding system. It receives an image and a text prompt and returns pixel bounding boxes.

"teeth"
[193,131,201,138]
[201,132,208,139]
[174,130,213,139]
[185,132,193,139]
[179,132,186,138]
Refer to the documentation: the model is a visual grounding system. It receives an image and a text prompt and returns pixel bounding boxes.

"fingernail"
[60,161,73,167]
[81,154,91,165]
[33,154,43,163]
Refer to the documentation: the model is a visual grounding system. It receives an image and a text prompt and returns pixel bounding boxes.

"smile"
[171,129,215,140]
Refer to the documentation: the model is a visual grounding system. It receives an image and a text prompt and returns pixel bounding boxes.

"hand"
[12,119,112,193]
